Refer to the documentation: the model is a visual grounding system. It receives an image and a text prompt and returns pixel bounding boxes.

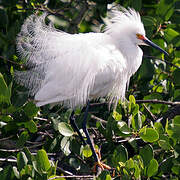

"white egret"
[15,7,168,170]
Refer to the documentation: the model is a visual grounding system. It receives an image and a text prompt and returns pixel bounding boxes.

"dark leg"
[82,100,99,162]
[70,110,86,145]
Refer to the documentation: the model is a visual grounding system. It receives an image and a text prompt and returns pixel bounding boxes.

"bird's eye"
[136,33,145,40]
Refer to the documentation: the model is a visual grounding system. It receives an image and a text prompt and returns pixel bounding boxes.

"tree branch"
[48,175,94,180]
[69,0,89,33]
[136,99,180,106]
[143,55,180,69]
[156,105,180,126]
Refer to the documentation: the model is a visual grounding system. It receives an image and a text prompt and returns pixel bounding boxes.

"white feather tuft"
[15,8,145,109]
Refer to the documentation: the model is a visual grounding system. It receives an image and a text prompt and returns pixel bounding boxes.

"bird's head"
[106,7,168,56]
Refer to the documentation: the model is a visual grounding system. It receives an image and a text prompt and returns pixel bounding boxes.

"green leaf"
[23,147,34,164]
[12,166,20,179]
[172,165,180,175]
[17,152,28,171]
[24,102,39,117]
[60,136,71,156]
[132,112,142,131]
[154,122,164,134]
[134,163,140,179]
[0,165,15,180]
[82,144,92,158]
[139,127,159,142]
[112,145,128,166]
[0,72,11,104]
[147,159,158,177]
[158,139,171,150]
[159,156,173,173]
[17,131,29,148]
[24,120,37,133]
[48,175,65,180]
[129,95,136,104]
[144,92,163,100]
[113,111,122,121]
[125,158,134,169]
[166,118,180,140]
[139,144,153,167]
[142,16,157,26]
[164,28,180,45]
[117,121,131,135]
[131,0,142,11]
[58,122,74,137]
[157,0,174,21]
[24,164,34,177]
[97,170,111,180]
[173,115,180,125]
[174,89,180,101]
[69,158,80,170]
[36,149,51,172]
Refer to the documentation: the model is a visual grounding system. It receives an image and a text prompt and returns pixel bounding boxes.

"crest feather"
[105,7,145,36]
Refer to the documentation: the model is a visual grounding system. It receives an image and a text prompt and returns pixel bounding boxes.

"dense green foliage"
[0,0,180,179]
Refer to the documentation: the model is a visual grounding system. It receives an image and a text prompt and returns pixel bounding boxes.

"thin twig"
[48,175,94,180]
[0,149,21,152]
[136,99,180,105]
[0,56,21,66]
[34,117,49,121]
[143,55,180,69]
[0,135,14,142]
[0,158,17,163]
[69,0,89,33]
[156,105,180,126]
[56,167,74,176]
[143,104,156,120]
[91,114,107,124]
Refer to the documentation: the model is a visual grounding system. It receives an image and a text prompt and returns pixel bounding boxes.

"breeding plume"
[15,8,168,169]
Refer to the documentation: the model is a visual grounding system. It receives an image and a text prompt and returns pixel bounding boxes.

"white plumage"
[15,8,147,109]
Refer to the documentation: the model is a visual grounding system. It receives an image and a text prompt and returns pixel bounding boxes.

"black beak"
[143,38,169,56]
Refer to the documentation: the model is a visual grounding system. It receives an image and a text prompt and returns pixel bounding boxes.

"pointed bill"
[143,38,169,56]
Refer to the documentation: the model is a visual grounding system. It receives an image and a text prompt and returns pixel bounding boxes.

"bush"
[0,0,180,179]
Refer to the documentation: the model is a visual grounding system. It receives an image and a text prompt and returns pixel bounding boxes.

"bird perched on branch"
[15,7,168,170]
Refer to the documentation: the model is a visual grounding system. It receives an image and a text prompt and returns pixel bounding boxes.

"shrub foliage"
[0,0,180,179]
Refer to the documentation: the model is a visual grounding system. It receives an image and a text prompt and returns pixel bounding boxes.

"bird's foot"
[93,160,111,172]
[92,149,115,176]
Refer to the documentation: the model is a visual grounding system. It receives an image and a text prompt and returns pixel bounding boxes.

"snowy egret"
[15,7,168,170]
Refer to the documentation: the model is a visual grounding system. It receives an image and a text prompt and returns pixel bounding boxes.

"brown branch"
[0,158,17,163]
[48,175,94,180]
[143,104,156,120]
[91,114,107,124]
[0,56,22,66]
[0,135,14,142]
[136,99,180,106]
[156,105,180,126]
[143,55,180,69]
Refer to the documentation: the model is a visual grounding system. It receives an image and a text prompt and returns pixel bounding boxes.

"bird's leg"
[70,110,86,145]
[82,100,112,172]
[82,100,99,162]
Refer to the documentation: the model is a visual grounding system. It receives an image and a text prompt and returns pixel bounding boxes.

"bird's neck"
[116,38,143,76]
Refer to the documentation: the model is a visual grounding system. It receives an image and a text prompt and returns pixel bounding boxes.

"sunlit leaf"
[147,159,158,177]
[139,127,159,142]
[0,72,11,104]
[17,152,28,171]
[36,149,51,172]
[82,144,92,158]
[58,122,74,136]
[61,136,71,156]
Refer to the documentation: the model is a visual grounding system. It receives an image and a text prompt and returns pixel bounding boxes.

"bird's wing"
[15,14,127,108]
[34,33,118,108]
